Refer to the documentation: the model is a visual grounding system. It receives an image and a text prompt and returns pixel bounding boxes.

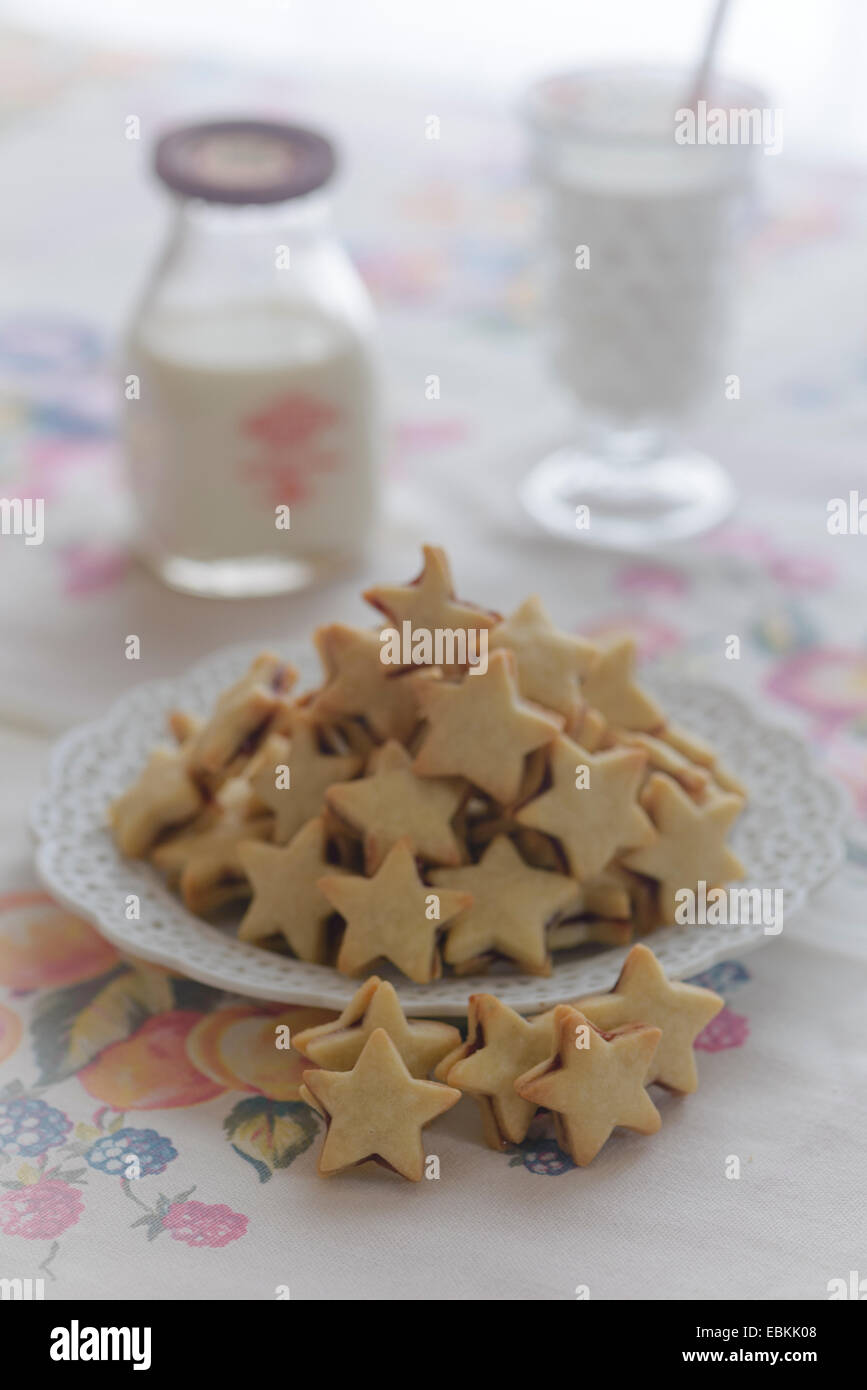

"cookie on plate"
[319,837,472,984]
[413,650,562,805]
[237,815,344,963]
[185,652,296,778]
[429,835,577,976]
[109,747,204,858]
[249,710,362,846]
[310,624,420,743]
[326,740,465,873]
[621,773,745,924]
[488,595,597,715]
[515,735,655,881]
[150,802,272,915]
[579,639,664,733]
[364,544,499,674]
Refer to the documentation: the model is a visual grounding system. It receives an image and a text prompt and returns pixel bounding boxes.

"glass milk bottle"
[123,120,381,596]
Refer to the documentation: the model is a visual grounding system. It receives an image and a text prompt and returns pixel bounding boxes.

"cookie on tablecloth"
[293,975,461,1077]
[300,1028,460,1180]
[515,1005,662,1166]
[436,993,558,1148]
[575,943,724,1093]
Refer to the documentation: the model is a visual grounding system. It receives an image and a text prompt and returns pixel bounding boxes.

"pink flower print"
[20,439,115,505]
[766,553,835,591]
[766,649,867,734]
[704,525,835,590]
[695,1007,749,1052]
[395,418,470,452]
[704,525,775,561]
[241,392,341,507]
[0,1180,85,1240]
[163,1200,248,1248]
[390,418,470,481]
[615,563,689,598]
[352,247,444,304]
[60,544,129,596]
[819,730,867,818]
[581,613,683,663]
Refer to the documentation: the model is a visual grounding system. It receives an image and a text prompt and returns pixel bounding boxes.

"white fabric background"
[0,32,865,1300]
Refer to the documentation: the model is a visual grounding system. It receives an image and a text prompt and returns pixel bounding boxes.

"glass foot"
[519,445,736,550]
[141,550,353,598]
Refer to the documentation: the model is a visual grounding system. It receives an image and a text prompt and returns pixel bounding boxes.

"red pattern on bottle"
[240,392,342,506]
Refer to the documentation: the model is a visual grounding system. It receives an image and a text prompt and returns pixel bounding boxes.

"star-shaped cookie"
[488,596,598,715]
[564,700,611,753]
[515,734,654,881]
[249,711,362,845]
[237,815,342,962]
[167,709,202,746]
[621,772,745,922]
[363,545,499,665]
[575,943,723,1092]
[310,624,420,742]
[580,639,663,732]
[616,729,710,795]
[186,652,296,777]
[300,1027,460,1180]
[515,1005,662,1165]
[318,837,472,983]
[326,740,465,872]
[413,650,563,805]
[437,994,558,1147]
[548,917,633,950]
[109,747,204,858]
[570,869,633,920]
[150,806,273,915]
[429,835,576,975]
[292,975,461,1077]
[660,724,746,797]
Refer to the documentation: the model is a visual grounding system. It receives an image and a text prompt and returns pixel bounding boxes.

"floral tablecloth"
[0,28,865,1300]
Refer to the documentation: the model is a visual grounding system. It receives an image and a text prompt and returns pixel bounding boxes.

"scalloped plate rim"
[29,639,850,1015]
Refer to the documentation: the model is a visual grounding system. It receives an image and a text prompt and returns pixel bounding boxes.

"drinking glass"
[520,67,763,549]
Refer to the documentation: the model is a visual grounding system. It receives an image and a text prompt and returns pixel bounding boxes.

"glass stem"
[596,424,666,469]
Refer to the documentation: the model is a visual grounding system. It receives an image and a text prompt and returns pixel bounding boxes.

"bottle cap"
[154,119,336,204]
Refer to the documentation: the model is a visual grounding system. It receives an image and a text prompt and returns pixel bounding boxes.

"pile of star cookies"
[291,946,724,1178]
[109,545,746,980]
